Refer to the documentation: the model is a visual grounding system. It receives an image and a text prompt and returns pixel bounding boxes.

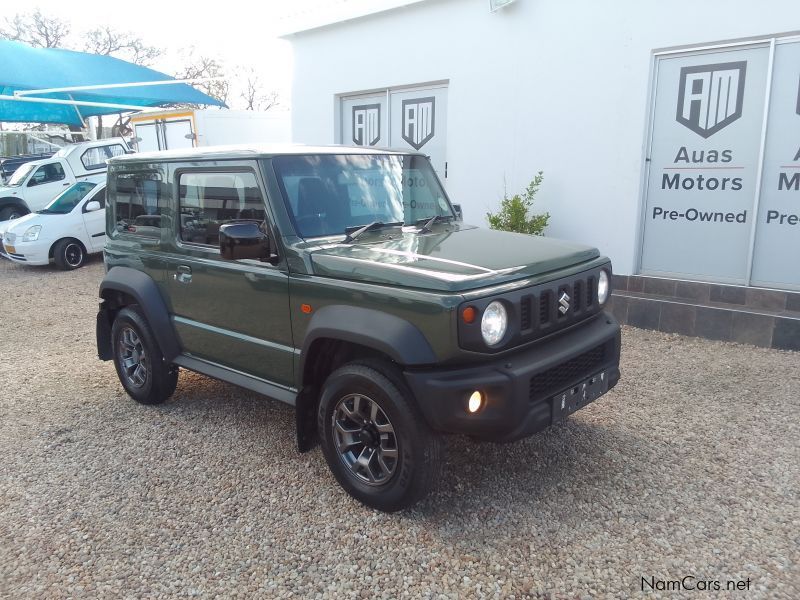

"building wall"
[289,0,799,275]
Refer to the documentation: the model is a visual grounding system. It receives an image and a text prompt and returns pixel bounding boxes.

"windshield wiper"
[343,221,403,243]
[415,214,453,234]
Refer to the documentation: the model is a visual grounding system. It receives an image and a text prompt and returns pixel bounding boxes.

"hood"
[0,185,22,197]
[306,224,600,292]
[2,212,52,237]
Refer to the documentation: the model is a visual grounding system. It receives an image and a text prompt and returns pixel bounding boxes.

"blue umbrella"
[0,40,226,125]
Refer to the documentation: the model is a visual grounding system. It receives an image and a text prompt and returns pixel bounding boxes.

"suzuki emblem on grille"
[558,291,571,314]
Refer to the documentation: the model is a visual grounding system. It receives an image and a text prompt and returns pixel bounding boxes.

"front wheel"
[53,238,85,270]
[318,362,442,512]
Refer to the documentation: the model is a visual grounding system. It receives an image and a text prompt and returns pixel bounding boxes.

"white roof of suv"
[110,143,422,165]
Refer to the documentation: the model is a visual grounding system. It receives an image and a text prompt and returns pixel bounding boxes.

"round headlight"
[597,270,610,304]
[481,301,508,346]
[22,225,41,242]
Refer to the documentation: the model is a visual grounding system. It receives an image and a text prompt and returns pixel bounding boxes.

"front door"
[162,162,294,389]
[26,160,72,211]
[81,186,106,251]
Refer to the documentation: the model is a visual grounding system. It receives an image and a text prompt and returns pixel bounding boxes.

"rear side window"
[178,171,265,247]
[81,145,126,170]
[112,172,165,237]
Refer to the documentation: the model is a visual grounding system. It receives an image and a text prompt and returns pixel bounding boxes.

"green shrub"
[486,171,550,236]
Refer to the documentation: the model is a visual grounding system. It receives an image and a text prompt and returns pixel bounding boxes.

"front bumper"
[404,312,621,442]
[1,240,50,265]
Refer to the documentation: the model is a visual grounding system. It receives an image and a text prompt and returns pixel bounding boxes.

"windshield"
[271,154,454,238]
[7,163,36,187]
[39,182,98,214]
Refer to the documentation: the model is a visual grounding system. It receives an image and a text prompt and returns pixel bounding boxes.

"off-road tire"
[111,305,178,405]
[318,361,442,512]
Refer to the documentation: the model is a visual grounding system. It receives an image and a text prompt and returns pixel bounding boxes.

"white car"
[0,180,107,269]
[0,138,128,221]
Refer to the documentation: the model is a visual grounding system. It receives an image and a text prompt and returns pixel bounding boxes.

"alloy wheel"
[64,243,83,267]
[332,393,399,486]
[118,326,148,388]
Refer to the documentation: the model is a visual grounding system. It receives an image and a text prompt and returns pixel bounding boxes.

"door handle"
[174,265,192,284]
[62,182,70,186]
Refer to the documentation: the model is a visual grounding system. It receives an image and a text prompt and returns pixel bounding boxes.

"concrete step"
[608,275,800,351]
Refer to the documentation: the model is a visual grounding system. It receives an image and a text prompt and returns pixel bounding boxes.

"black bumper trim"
[404,312,621,442]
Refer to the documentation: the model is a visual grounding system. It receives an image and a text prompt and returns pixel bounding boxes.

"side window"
[178,171,265,247]
[81,145,127,170]
[94,188,106,208]
[113,172,165,237]
[30,162,65,185]
[85,188,106,211]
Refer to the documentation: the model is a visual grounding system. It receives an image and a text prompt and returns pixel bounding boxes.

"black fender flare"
[299,305,437,378]
[98,266,181,361]
[295,305,437,452]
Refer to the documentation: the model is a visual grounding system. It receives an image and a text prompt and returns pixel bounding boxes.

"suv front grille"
[529,343,607,399]
[539,291,552,325]
[522,270,602,341]
[520,296,532,330]
[457,264,611,353]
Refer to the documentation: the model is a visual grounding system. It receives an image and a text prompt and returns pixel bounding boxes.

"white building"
[285,0,800,293]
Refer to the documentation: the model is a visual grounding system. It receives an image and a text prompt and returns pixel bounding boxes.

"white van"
[0,138,128,221]
[0,179,107,269]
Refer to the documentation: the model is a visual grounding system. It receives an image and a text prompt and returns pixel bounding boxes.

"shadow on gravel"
[101,370,653,519]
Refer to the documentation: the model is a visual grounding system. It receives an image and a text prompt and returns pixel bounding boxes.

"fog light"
[468,391,483,413]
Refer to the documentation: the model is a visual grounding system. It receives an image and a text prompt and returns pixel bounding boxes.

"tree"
[83,27,160,66]
[174,53,230,106]
[0,10,71,48]
[240,68,280,111]
[486,172,550,236]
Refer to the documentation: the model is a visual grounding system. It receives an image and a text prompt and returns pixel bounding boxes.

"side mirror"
[85,200,102,212]
[27,178,40,187]
[219,221,278,263]
[452,203,464,222]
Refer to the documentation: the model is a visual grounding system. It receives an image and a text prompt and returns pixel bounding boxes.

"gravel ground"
[0,256,798,599]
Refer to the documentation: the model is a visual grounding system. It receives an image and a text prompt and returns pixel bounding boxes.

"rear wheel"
[318,362,442,512]
[111,306,178,405]
[53,238,85,270]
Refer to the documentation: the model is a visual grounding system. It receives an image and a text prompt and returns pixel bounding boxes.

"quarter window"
[178,171,265,247]
[81,144,127,170]
[113,172,165,237]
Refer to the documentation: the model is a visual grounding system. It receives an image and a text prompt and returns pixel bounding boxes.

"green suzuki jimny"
[96,145,620,511]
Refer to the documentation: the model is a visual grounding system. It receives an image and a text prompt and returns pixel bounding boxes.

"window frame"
[29,161,66,186]
[80,144,127,171]
[174,166,268,253]
[110,170,165,239]
[82,186,106,213]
